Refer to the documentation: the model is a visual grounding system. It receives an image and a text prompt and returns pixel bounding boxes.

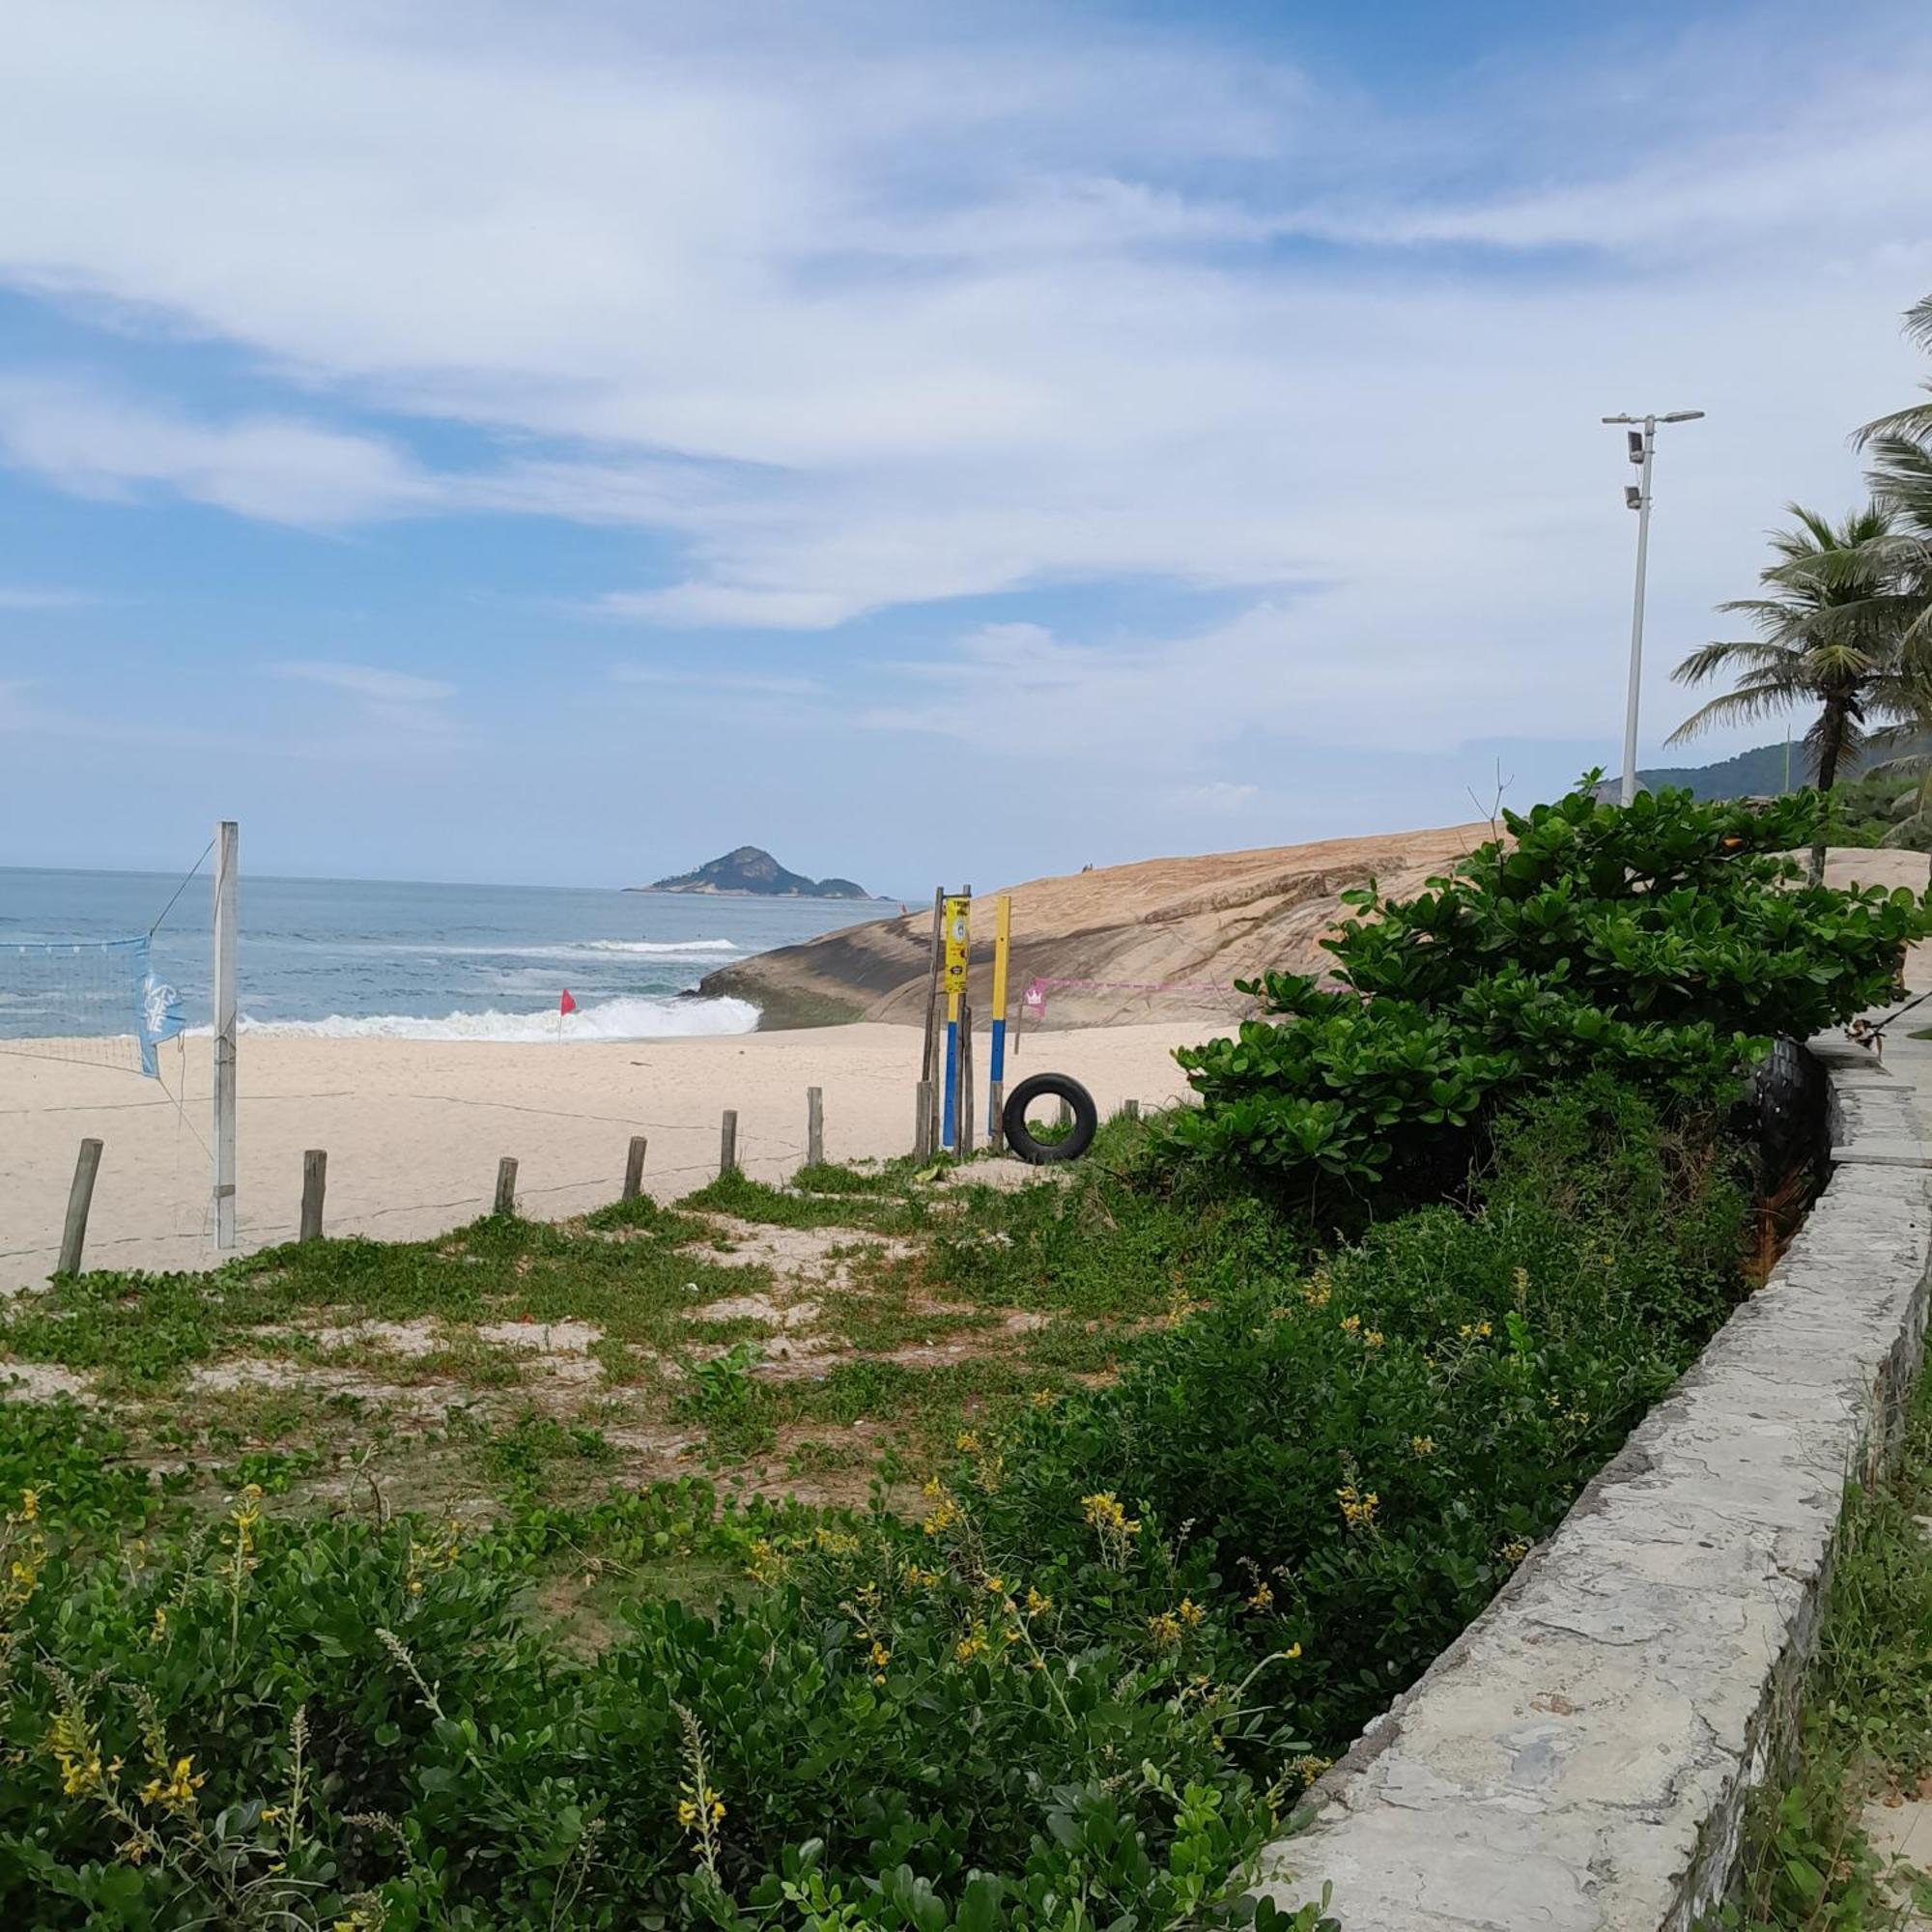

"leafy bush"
[1172,781,1930,1193]
[0,1433,1332,1930]
[963,1076,1749,1747]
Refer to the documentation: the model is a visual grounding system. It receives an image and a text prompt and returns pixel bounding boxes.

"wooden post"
[623,1135,648,1201]
[720,1109,739,1177]
[988,1078,1005,1153]
[299,1150,327,1243]
[806,1087,824,1167]
[57,1138,102,1275]
[212,819,239,1249]
[1122,1098,1140,1121]
[957,1004,975,1156]
[914,1080,933,1159]
[919,888,944,1085]
[1057,1096,1072,1130]
[494,1156,518,1216]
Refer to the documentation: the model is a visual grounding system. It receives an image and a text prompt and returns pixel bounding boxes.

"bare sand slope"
[703,821,1500,1030]
[0,1021,1202,1293]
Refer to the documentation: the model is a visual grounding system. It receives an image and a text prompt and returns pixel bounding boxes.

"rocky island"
[637,844,872,899]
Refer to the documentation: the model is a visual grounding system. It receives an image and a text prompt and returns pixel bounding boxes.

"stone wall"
[1260,1036,1932,1931]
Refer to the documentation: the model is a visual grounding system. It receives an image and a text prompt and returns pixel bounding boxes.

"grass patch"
[677,1166,929,1234]
[1725,1355,1932,1927]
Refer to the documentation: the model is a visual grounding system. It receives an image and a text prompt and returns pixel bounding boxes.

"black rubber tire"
[1002,1073,1099,1165]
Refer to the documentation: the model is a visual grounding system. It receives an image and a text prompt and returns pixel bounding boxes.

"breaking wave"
[233,995,759,1042]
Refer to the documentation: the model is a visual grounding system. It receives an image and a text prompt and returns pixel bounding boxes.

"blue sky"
[2,0,1930,895]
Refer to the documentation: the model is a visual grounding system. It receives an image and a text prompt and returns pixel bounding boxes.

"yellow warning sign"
[942,895,972,995]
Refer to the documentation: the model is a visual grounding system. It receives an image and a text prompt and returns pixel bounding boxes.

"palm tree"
[1856,295,1932,449]
[1669,503,1909,883]
[1854,296,1932,658]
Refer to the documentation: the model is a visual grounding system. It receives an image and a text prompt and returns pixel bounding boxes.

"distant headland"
[633,845,874,899]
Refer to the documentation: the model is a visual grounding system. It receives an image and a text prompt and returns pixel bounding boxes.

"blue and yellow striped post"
[940,893,971,1151]
[988,895,1010,1094]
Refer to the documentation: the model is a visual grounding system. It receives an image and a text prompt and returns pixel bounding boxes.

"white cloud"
[0,0,1928,763]
[274,661,456,704]
[612,665,824,698]
[0,376,432,526]
[0,585,97,611]
[270,659,468,748]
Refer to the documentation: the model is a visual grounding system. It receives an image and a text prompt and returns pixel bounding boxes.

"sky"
[2,0,1930,896]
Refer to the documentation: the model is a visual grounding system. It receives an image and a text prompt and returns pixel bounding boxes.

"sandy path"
[0,1021,1203,1292]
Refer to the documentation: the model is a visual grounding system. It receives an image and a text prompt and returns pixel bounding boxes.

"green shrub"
[964,1076,1748,1747]
[1172,781,1929,1194]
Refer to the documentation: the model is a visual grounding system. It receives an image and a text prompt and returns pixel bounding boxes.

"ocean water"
[0,867,886,1041]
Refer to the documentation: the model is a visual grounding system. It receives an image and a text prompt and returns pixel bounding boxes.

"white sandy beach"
[0,1021,1204,1293]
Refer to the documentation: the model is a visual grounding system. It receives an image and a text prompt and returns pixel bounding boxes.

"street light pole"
[1603,409,1704,806]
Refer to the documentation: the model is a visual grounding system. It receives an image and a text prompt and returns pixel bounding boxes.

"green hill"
[1639,736,1931,800]
[638,845,873,899]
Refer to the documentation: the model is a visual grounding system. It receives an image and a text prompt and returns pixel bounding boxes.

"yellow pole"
[989,895,1010,1086]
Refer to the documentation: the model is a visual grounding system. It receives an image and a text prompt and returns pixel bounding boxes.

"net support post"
[212,820,239,1250]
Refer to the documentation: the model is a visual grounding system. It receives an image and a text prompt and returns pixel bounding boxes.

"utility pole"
[1603,410,1704,805]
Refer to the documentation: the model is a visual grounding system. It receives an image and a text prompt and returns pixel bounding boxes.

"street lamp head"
[1601,413,1637,424]
[1661,410,1705,423]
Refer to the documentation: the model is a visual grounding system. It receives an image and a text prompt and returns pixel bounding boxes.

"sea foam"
[233,994,759,1043]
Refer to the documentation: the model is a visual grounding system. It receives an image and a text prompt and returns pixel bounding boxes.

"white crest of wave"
[234,995,760,1042]
[582,938,739,954]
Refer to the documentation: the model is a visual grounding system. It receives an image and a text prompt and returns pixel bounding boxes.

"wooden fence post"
[1122,1098,1140,1121]
[299,1150,327,1243]
[988,1078,1005,1154]
[1057,1096,1073,1130]
[806,1087,824,1168]
[914,1081,933,1160]
[494,1156,519,1217]
[623,1135,648,1201]
[57,1138,103,1275]
[721,1110,739,1177]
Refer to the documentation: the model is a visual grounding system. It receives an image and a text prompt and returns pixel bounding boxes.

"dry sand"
[0,1020,1202,1293]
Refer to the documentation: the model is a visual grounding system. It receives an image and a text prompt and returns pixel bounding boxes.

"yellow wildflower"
[1178,1597,1205,1629]
[19,1488,38,1522]
[955,1431,980,1455]
[137,1755,205,1815]
[1147,1611,1182,1649]
[1339,1314,1361,1336]
[1024,1585,1052,1616]
[1410,1435,1435,1458]
[1081,1490,1141,1568]
[1336,1484,1379,1531]
[1296,1753,1333,1787]
[1246,1580,1274,1612]
[1363,1329,1385,1350]
[1502,1539,1531,1566]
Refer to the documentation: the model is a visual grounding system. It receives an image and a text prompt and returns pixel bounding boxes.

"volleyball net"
[0,936,187,1077]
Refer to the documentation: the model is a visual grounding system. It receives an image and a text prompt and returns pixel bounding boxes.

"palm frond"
[1665,687,1801,743]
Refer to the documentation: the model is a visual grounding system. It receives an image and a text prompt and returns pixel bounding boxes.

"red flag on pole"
[559,988,578,1015]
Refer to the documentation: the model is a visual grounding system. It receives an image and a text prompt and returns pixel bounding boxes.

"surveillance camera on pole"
[1601,409,1706,806]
